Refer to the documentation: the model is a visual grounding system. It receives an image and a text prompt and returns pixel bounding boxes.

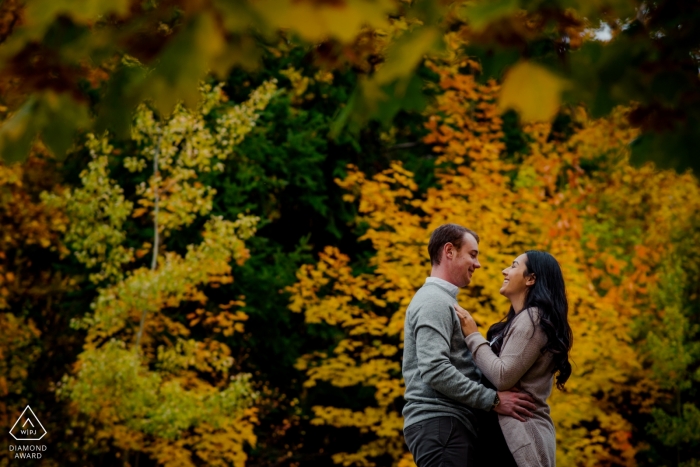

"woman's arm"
[456,306,547,391]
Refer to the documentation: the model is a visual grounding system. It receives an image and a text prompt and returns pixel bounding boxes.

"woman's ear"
[526,274,536,287]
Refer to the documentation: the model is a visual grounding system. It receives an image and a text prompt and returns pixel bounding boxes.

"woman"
[454,250,573,467]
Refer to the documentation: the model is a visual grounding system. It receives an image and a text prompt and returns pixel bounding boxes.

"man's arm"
[415,318,496,411]
[415,305,536,417]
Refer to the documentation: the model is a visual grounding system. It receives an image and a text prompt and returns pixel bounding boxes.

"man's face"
[447,233,481,287]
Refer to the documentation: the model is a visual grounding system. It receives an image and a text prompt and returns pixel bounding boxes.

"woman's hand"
[454,303,479,337]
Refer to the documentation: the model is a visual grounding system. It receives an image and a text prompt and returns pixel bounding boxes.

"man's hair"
[428,224,479,266]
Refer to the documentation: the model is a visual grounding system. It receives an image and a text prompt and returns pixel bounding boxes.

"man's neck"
[430,269,457,288]
[426,276,460,298]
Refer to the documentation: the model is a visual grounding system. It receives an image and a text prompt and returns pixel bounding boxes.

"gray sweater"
[402,279,497,436]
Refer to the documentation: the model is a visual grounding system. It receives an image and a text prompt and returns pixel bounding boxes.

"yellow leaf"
[498,61,567,122]
[253,0,394,42]
[132,207,148,218]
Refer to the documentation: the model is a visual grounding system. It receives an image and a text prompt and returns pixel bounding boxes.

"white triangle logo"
[9,406,47,441]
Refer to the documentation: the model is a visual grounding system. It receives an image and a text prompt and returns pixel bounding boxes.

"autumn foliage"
[287,58,700,466]
[1,9,699,467]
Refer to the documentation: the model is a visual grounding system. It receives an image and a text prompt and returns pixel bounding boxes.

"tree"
[2,4,699,464]
[642,260,700,466]
[0,0,410,162]
[42,81,276,466]
[1,37,436,465]
[2,0,699,175]
[200,43,443,464]
[287,49,700,466]
[459,0,700,174]
[0,150,67,467]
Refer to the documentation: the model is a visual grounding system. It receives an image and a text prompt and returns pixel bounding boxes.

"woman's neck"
[510,294,526,314]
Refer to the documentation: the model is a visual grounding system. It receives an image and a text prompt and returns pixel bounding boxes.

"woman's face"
[500,253,535,299]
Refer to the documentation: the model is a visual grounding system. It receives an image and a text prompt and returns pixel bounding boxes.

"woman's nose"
[502,269,507,276]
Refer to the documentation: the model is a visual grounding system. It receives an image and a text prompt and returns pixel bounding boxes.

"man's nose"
[475,260,481,269]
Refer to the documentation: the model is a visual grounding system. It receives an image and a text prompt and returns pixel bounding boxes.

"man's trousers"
[403,416,476,467]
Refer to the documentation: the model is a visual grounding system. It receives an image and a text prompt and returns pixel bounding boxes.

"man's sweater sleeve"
[414,303,496,410]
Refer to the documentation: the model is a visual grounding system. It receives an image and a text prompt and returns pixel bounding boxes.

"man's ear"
[444,242,454,260]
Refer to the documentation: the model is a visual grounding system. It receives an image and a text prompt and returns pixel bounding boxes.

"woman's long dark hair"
[486,250,573,390]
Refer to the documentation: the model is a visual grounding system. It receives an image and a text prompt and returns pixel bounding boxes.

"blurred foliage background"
[0,0,699,466]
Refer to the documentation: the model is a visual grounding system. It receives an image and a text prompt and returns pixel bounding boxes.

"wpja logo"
[8,406,48,459]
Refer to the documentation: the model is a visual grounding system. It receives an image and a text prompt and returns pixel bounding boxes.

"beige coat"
[465,308,556,467]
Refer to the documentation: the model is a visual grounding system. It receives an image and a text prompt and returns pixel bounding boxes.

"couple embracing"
[402,224,573,466]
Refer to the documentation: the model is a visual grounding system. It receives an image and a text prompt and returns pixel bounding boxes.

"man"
[402,224,536,466]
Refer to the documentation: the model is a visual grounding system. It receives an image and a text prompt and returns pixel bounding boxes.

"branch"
[134,135,162,352]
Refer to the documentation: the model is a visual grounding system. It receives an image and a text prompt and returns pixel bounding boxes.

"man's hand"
[494,389,537,422]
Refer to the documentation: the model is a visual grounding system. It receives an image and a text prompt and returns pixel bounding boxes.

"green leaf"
[373,26,441,85]
[0,93,90,162]
[465,46,520,82]
[330,74,428,138]
[213,0,265,33]
[209,0,265,72]
[374,75,427,125]
[406,0,449,24]
[0,97,41,163]
[40,94,90,158]
[24,0,130,41]
[329,87,359,140]
[95,62,149,139]
[141,13,225,115]
[630,126,700,175]
[459,0,520,31]
[650,71,691,107]
[210,37,263,76]
[328,26,437,136]
[252,0,395,42]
